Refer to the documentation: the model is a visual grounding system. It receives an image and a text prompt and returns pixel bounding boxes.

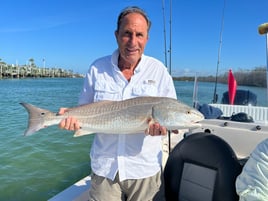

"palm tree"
[28,58,35,67]
[0,58,2,78]
[0,58,6,78]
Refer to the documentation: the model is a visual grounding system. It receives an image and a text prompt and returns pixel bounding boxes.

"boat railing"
[210,104,268,124]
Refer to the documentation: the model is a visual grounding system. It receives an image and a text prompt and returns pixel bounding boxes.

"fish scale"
[68,102,154,132]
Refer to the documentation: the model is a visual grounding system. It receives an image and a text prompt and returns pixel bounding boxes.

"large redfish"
[20,96,204,137]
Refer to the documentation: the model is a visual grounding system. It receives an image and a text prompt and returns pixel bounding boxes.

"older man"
[59,6,177,201]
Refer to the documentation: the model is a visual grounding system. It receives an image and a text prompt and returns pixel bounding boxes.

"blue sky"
[0,0,267,76]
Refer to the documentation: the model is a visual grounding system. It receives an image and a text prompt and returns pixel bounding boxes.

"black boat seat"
[164,132,242,201]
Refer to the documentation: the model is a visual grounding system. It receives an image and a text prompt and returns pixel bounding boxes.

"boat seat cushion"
[179,162,216,201]
[164,132,242,201]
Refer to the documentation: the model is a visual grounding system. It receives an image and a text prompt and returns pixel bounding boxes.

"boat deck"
[49,104,268,201]
[48,176,91,201]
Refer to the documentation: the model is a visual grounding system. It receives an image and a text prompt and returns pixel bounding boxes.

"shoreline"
[0,64,84,79]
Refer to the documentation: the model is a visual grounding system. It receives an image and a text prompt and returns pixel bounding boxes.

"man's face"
[115,13,149,66]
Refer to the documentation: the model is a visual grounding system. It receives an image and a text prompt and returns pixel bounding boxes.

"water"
[176,81,268,107]
[0,78,92,201]
[0,78,267,201]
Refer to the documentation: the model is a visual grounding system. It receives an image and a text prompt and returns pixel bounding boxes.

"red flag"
[228,69,237,105]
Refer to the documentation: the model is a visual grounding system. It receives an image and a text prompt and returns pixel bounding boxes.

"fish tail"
[20,103,52,136]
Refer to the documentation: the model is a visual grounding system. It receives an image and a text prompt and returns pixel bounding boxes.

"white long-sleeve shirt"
[78,49,177,181]
[236,138,268,201]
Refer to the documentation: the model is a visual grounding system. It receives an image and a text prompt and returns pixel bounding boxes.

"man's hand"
[145,123,167,136]
[145,123,179,136]
[58,108,80,131]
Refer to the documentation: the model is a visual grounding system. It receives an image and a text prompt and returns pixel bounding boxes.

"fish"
[20,96,204,137]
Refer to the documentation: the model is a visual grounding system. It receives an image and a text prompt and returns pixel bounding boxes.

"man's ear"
[114,30,119,42]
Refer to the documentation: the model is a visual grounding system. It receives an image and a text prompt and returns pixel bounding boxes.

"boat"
[48,81,268,201]
[48,68,268,201]
[191,21,268,160]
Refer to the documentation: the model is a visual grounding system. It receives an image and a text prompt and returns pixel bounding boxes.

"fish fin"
[73,129,95,137]
[20,102,54,136]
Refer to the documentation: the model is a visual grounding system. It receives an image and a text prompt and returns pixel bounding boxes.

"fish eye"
[41,112,45,116]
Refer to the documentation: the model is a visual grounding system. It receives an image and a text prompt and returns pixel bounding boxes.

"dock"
[0,63,83,79]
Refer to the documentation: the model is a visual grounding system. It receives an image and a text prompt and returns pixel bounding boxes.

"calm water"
[0,78,267,201]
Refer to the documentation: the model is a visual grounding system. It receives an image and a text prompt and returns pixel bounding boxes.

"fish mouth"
[191,118,204,123]
[189,119,203,127]
[186,122,202,129]
[193,122,202,127]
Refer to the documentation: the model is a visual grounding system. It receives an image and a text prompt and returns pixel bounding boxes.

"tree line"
[173,66,267,88]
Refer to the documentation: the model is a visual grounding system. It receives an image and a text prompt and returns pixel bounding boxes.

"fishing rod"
[162,0,168,67]
[162,0,172,75]
[212,0,226,103]
[169,0,172,74]
[162,0,172,153]
[168,0,172,153]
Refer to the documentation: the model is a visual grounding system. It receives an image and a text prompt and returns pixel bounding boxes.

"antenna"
[212,0,226,103]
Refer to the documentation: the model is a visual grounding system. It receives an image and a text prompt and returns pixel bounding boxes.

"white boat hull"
[190,119,268,158]
[49,104,268,201]
[48,176,91,201]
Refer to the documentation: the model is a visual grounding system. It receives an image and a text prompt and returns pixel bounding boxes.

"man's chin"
[125,54,141,63]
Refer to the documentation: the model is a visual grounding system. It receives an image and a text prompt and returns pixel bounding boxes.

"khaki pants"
[89,171,165,201]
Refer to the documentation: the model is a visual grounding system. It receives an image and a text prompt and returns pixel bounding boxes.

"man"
[59,6,177,201]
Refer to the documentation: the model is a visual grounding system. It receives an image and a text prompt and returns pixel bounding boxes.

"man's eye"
[124,31,131,36]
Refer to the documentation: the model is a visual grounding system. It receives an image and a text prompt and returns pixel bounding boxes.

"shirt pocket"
[94,81,120,101]
[132,81,158,96]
